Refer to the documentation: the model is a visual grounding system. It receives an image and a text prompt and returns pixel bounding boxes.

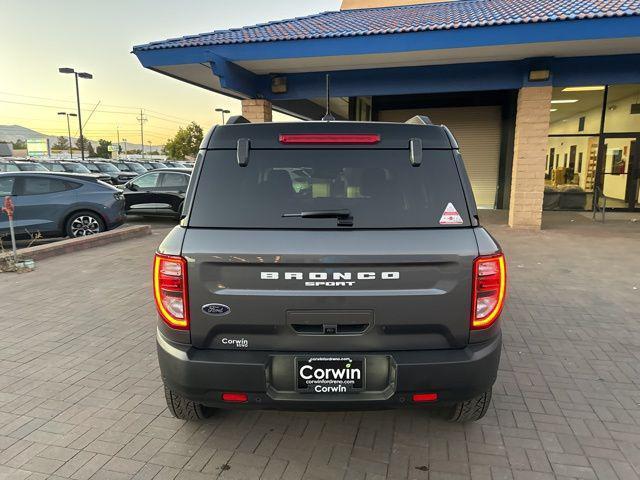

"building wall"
[341,0,448,10]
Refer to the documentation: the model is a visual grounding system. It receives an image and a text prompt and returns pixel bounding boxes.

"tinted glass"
[160,173,189,188]
[133,172,160,188]
[97,163,119,173]
[115,163,131,171]
[0,176,15,196]
[48,164,66,172]
[63,163,91,173]
[21,177,70,195]
[83,163,100,172]
[128,162,147,174]
[17,163,48,171]
[190,149,469,229]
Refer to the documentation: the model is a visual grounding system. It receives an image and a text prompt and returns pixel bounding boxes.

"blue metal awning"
[132,0,640,116]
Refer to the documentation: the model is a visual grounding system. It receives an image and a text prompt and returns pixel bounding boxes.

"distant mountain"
[0,125,160,151]
[0,125,60,144]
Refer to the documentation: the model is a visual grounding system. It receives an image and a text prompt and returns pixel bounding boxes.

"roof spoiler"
[226,115,250,125]
[405,115,432,126]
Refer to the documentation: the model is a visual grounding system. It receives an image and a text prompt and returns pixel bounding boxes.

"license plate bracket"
[295,356,365,393]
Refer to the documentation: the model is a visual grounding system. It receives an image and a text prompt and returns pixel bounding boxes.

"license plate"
[296,357,365,393]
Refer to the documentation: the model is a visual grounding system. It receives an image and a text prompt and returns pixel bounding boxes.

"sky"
[1,0,340,147]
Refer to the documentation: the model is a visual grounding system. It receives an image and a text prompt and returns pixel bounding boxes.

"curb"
[0,225,152,262]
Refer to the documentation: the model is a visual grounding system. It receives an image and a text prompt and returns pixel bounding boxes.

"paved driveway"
[0,215,639,480]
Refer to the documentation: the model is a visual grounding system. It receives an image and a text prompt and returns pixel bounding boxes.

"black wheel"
[164,386,213,420]
[447,389,492,423]
[65,211,105,238]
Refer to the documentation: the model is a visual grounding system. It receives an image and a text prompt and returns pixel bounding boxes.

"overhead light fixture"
[562,86,605,92]
[551,99,579,104]
[528,69,550,82]
[271,76,287,94]
[550,108,558,112]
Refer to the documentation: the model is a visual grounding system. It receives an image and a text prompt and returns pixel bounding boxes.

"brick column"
[241,99,272,123]
[508,86,552,229]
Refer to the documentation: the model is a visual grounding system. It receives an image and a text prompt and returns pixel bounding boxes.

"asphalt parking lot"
[0,213,639,480]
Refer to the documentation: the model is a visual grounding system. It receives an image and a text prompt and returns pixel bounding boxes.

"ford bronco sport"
[154,117,506,423]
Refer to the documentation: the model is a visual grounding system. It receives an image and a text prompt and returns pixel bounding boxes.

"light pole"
[147,141,152,155]
[215,108,231,124]
[57,112,77,158]
[59,67,93,161]
[122,138,127,157]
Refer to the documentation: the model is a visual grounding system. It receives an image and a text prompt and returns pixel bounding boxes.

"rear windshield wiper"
[282,209,353,227]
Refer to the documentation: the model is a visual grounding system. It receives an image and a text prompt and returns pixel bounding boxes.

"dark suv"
[80,161,137,185]
[153,118,506,423]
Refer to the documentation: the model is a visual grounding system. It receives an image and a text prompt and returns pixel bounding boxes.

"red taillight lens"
[471,253,506,330]
[279,134,380,144]
[153,253,189,330]
[412,393,438,403]
[222,392,248,403]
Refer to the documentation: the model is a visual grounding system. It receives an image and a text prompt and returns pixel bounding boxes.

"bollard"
[2,196,18,263]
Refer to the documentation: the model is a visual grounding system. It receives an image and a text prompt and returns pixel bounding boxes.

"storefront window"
[604,84,640,133]
[549,86,605,135]
[547,84,640,211]
[545,136,598,210]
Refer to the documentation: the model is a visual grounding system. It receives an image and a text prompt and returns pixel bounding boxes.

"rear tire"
[447,388,492,423]
[65,211,105,238]
[164,386,213,421]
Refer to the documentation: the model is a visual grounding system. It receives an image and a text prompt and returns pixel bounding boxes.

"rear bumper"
[157,329,501,410]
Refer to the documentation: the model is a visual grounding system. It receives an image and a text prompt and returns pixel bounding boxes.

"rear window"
[190,149,470,229]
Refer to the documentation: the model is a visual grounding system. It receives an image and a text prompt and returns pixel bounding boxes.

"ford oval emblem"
[202,303,231,316]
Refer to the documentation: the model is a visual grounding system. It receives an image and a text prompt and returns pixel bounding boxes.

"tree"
[164,122,203,159]
[75,137,96,157]
[96,139,112,158]
[12,139,26,149]
[53,136,69,150]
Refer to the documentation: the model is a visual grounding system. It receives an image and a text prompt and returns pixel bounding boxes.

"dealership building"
[133,0,640,228]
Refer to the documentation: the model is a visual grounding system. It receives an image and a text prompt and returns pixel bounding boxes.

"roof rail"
[405,115,432,126]
[226,115,250,125]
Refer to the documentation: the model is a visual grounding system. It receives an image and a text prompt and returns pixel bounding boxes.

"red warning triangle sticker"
[439,202,464,225]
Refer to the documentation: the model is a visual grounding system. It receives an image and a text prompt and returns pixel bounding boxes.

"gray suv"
[0,172,125,238]
[154,118,506,423]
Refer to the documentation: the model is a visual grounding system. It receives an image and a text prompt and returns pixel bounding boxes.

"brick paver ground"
[1,213,639,480]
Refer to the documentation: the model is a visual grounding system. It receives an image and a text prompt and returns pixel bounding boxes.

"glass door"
[600,136,640,210]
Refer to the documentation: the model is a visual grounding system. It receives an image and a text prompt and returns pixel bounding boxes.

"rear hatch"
[182,123,479,352]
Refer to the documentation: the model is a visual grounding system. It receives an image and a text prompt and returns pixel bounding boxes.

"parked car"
[40,160,112,182]
[165,161,188,168]
[123,168,190,217]
[154,118,506,423]
[138,161,168,171]
[0,172,125,238]
[79,161,137,185]
[0,160,49,172]
[112,161,148,175]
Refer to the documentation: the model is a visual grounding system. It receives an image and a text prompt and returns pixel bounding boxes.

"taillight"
[279,134,380,144]
[413,393,438,403]
[471,253,506,330]
[222,392,248,403]
[153,253,189,330]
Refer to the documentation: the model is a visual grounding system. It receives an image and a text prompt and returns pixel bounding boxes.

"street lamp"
[147,141,152,155]
[59,67,93,161]
[57,112,77,158]
[215,108,231,124]
[122,138,127,157]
